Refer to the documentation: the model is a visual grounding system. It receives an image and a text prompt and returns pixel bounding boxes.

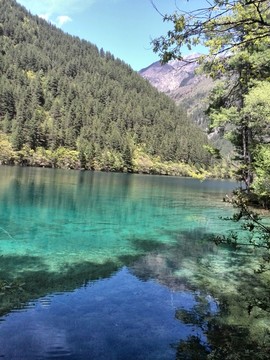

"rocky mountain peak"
[139,54,214,128]
[139,55,231,153]
[139,54,204,94]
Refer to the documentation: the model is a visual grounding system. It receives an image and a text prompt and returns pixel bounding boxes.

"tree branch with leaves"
[152,0,270,191]
[152,0,270,63]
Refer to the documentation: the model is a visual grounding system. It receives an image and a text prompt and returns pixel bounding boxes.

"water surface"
[1,167,264,359]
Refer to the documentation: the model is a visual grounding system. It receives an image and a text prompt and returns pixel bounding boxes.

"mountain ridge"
[139,55,214,129]
[0,0,210,172]
[139,56,235,156]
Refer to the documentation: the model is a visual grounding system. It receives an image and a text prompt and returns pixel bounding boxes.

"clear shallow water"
[0,167,236,274]
[0,166,259,359]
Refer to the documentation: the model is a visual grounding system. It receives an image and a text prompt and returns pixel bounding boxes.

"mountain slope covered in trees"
[0,0,210,173]
[139,56,213,129]
[139,57,233,156]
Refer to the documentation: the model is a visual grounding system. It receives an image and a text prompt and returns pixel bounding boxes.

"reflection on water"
[1,167,269,358]
[0,267,216,360]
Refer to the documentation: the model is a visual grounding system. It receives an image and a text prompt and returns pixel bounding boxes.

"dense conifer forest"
[0,0,211,174]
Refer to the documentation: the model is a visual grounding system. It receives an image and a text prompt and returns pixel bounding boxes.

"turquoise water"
[1,166,264,359]
[0,167,235,274]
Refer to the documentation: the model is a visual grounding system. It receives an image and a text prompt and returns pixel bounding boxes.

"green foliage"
[132,147,224,178]
[0,134,218,176]
[0,132,16,164]
[153,0,270,187]
[243,81,270,125]
[253,145,270,201]
[207,48,270,185]
[152,0,270,63]
[0,0,210,174]
[203,144,221,159]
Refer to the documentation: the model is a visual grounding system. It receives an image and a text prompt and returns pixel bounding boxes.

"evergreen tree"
[0,0,210,171]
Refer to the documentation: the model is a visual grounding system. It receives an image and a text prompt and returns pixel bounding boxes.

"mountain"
[0,0,210,172]
[139,55,214,129]
[139,56,234,155]
[139,55,201,93]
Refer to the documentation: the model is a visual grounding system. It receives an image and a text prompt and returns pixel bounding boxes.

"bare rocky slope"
[139,55,214,130]
[139,55,233,154]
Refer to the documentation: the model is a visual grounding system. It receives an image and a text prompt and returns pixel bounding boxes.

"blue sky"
[16,0,205,71]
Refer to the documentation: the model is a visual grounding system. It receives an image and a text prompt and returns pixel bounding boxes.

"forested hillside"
[0,0,210,173]
[139,56,214,134]
[139,57,233,157]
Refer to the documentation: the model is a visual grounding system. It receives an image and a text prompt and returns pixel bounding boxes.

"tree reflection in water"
[130,229,270,360]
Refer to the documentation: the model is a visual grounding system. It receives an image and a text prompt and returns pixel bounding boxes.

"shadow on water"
[0,228,211,316]
[0,254,138,316]
[129,228,220,290]
[128,229,270,359]
[173,308,270,360]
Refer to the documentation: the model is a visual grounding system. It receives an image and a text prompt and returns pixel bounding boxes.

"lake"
[0,167,268,359]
